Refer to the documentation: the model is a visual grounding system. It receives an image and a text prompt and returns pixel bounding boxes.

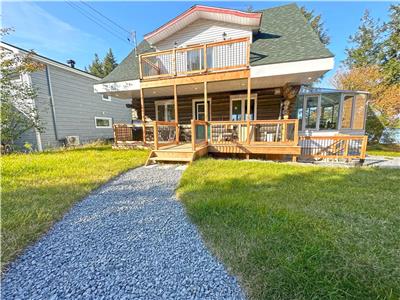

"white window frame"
[95,117,112,128]
[102,94,111,101]
[229,94,258,121]
[192,98,212,121]
[155,99,175,121]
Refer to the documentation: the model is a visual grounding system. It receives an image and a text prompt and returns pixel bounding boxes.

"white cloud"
[2,2,105,65]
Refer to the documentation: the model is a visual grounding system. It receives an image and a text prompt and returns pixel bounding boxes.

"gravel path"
[2,165,244,300]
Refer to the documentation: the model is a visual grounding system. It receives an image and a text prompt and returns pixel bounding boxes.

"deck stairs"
[145,143,208,165]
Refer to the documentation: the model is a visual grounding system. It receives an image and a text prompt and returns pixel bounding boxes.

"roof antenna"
[131,31,138,57]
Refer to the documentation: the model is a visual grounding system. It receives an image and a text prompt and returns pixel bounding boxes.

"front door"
[193,100,210,140]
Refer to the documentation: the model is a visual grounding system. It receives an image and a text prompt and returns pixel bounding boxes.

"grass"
[1,145,149,270]
[178,159,400,299]
[367,144,400,157]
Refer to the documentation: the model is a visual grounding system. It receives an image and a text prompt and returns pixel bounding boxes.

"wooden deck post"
[361,135,368,160]
[191,119,196,151]
[204,81,208,142]
[246,76,251,144]
[174,84,179,144]
[153,121,158,150]
[140,88,146,143]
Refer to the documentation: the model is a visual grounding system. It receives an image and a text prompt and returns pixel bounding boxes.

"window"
[304,95,319,129]
[102,94,111,101]
[186,48,203,72]
[192,99,211,121]
[341,95,353,129]
[319,93,340,130]
[155,100,175,122]
[353,94,367,129]
[295,92,368,131]
[95,117,112,128]
[230,95,257,121]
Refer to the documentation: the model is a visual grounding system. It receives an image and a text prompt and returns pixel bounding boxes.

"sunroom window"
[294,89,368,131]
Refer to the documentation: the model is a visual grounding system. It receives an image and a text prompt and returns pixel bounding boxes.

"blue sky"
[2,1,394,87]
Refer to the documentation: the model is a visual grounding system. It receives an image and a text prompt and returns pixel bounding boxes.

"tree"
[300,6,330,46]
[1,29,44,151]
[103,48,118,76]
[86,53,104,77]
[331,66,400,141]
[86,49,118,78]
[381,4,400,84]
[344,10,383,68]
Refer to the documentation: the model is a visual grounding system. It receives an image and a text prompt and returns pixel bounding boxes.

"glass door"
[194,100,210,140]
[304,95,319,130]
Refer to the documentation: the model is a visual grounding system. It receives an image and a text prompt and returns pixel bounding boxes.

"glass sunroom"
[292,87,369,136]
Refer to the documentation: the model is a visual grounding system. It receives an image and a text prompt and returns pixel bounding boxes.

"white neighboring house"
[1,42,132,151]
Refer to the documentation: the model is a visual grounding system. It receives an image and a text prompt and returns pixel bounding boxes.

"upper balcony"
[139,37,250,81]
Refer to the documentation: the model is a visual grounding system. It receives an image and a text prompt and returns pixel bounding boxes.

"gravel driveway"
[2,164,244,300]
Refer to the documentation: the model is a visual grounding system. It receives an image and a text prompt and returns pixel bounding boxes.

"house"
[93,3,368,163]
[1,42,132,151]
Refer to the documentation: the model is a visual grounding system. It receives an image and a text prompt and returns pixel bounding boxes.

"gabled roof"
[1,42,101,80]
[144,5,262,45]
[99,3,334,84]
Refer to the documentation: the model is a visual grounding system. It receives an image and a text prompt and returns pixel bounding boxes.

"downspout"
[45,65,59,141]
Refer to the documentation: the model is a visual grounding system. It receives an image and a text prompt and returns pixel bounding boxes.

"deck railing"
[152,121,179,150]
[208,119,299,145]
[139,37,250,80]
[299,135,368,159]
[191,120,208,151]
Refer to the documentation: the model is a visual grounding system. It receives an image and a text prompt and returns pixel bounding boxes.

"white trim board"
[250,57,334,78]
[94,80,141,94]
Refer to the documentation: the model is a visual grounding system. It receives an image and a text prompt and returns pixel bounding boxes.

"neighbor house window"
[155,100,175,122]
[95,117,112,128]
[102,94,111,101]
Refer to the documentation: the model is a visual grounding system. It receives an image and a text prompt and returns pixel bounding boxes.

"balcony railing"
[139,37,250,80]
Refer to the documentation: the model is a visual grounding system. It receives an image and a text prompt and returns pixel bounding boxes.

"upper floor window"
[102,94,111,101]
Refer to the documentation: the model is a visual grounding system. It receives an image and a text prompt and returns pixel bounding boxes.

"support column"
[140,88,146,143]
[246,76,251,144]
[204,81,208,142]
[174,84,179,143]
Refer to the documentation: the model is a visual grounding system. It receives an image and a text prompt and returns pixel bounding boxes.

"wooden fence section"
[140,37,250,80]
[299,135,368,160]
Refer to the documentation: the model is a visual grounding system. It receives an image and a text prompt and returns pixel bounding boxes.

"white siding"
[155,19,253,50]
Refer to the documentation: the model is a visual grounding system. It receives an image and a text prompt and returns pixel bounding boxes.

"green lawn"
[1,145,148,269]
[367,144,400,157]
[178,159,400,299]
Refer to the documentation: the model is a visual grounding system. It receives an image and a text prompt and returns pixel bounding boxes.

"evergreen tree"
[381,4,400,84]
[300,6,330,46]
[344,10,383,68]
[87,53,104,78]
[103,48,118,76]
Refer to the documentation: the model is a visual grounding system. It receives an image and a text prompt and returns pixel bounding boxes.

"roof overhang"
[144,5,262,45]
[1,42,101,81]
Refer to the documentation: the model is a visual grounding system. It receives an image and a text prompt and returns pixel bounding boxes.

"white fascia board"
[93,80,140,94]
[250,57,334,78]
